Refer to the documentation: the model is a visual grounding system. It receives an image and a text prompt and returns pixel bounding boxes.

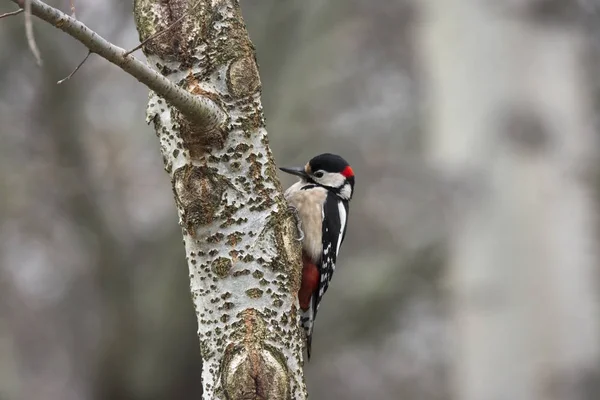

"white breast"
[285,182,328,262]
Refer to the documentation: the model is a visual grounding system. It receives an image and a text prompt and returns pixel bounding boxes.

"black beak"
[279,166,309,179]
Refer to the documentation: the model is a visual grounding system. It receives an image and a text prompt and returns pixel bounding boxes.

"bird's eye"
[313,171,324,178]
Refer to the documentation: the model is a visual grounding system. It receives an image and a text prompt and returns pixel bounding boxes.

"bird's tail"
[306,333,313,360]
[300,294,317,361]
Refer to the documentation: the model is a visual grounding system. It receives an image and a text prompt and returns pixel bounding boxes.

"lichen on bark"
[132,0,307,399]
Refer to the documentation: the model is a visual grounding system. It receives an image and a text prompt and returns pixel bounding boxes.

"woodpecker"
[280,153,355,359]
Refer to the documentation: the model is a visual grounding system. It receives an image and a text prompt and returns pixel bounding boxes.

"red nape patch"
[298,261,319,311]
[341,165,354,178]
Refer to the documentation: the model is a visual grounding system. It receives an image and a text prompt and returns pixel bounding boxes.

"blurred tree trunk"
[132,1,307,399]
[419,1,600,400]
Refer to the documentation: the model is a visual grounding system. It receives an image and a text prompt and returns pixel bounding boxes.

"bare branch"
[24,0,43,66]
[69,0,75,18]
[57,50,91,84]
[0,8,23,19]
[10,0,225,126]
[123,0,201,57]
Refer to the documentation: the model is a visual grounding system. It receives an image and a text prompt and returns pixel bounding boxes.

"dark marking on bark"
[276,210,303,292]
[207,233,225,243]
[173,106,228,160]
[134,0,211,65]
[222,309,289,400]
[280,312,288,326]
[264,157,284,193]
[227,231,244,246]
[233,269,251,277]
[227,56,261,98]
[289,305,297,328]
[246,288,264,298]
[272,299,283,308]
[229,249,240,261]
[252,270,264,279]
[134,0,179,61]
[212,257,233,278]
[173,164,226,234]
[221,293,232,301]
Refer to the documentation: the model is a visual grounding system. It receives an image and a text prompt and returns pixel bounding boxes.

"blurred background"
[1,1,600,399]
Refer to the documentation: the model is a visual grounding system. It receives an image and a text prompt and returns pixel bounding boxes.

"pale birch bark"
[418,2,600,400]
[131,1,307,399]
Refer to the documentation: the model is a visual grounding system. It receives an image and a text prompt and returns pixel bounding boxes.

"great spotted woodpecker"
[280,153,355,359]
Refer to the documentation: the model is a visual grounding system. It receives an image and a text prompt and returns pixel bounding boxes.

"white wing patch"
[336,200,347,258]
[320,272,328,282]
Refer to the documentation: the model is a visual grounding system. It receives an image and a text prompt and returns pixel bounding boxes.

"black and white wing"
[314,192,350,314]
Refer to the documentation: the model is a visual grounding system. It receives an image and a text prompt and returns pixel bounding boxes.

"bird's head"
[280,153,355,200]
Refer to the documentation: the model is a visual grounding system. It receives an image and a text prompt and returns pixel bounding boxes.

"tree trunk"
[132,1,307,399]
[418,1,600,400]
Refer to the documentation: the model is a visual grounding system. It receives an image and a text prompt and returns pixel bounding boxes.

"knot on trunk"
[227,56,261,98]
[173,165,225,234]
[221,309,289,400]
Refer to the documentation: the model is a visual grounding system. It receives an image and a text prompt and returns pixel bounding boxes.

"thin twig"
[9,0,223,125]
[70,0,75,18]
[24,0,42,66]
[0,8,24,19]
[57,50,92,84]
[123,0,201,57]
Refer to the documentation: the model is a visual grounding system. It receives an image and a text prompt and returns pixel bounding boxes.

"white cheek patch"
[317,173,345,188]
[339,183,352,200]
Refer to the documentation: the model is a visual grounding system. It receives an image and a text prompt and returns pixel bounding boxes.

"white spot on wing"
[336,201,347,256]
